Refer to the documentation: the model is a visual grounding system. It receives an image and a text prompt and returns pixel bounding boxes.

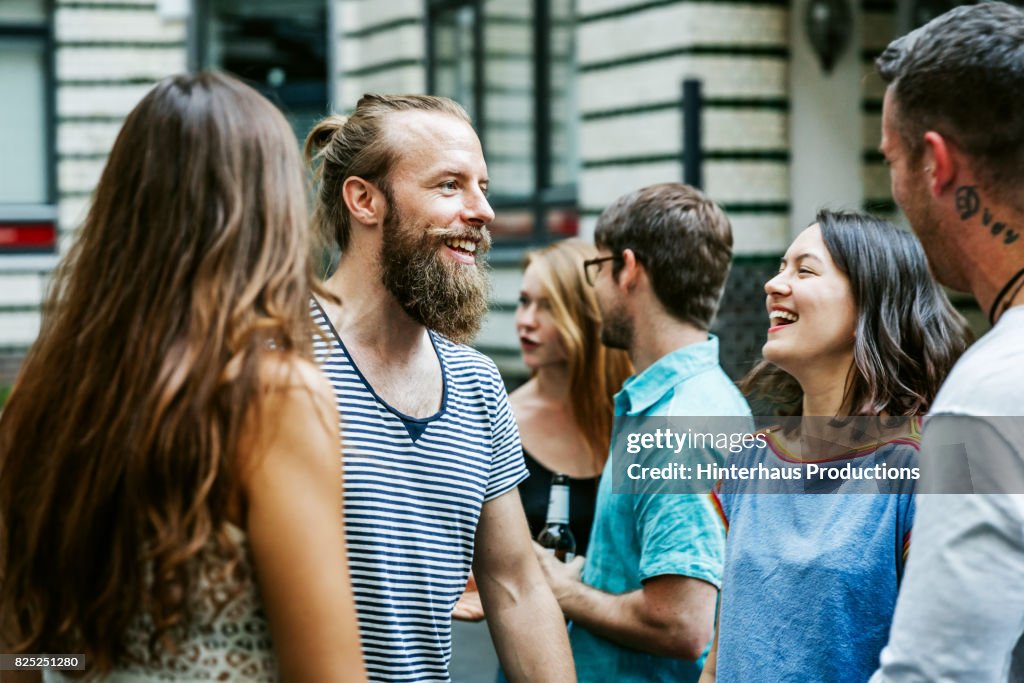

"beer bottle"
[536,473,576,562]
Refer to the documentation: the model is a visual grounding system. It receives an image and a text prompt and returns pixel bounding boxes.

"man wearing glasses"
[535,182,752,682]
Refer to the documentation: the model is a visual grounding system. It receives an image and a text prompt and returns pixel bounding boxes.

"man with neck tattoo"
[303,95,574,683]
[871,4,1024,681]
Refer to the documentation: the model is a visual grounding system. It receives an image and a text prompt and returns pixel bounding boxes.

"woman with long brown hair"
[0,72,366,682]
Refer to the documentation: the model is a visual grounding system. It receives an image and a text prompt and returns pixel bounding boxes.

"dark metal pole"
[533,0,551,244]
[682,78,703,189]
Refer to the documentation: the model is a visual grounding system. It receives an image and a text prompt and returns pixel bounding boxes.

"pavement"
[450,620,499,682]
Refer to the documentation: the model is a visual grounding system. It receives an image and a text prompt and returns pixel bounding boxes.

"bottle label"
[546,485,570,525]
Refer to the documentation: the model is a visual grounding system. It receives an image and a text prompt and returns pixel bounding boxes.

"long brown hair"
[524,239,634,469]
[742,210,971,416]
[0,71,318,673]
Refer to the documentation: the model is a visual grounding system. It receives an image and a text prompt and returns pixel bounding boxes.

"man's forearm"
[483,576,575,683]
[557,579,709,660]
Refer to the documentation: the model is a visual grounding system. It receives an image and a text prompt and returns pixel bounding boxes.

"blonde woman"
[511,239,634,549]
[454,238,633,622]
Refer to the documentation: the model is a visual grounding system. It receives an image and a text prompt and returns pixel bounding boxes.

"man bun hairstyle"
[305,94,472,253]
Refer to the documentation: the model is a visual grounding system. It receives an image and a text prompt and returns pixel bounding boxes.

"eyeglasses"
[583,255,622,286]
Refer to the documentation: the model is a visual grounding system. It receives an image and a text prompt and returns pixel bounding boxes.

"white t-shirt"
[873,306,1024,682]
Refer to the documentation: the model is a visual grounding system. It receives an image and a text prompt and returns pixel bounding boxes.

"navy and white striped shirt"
[312,300,527,682]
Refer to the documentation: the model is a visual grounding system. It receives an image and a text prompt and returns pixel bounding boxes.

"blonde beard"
[380,217,492,344]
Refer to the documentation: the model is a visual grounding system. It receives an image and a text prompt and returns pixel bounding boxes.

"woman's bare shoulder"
[238,354,338,474]
[258,354,332,396]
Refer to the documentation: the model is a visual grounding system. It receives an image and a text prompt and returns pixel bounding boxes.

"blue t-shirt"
[312,300,528,683]
[570,336,752,683]
[714,425,920,683]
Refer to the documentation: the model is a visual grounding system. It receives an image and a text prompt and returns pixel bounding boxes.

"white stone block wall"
[55,1,187,240]
[335,0,426,111]
[576,0,791,256]
[0,1,187,380]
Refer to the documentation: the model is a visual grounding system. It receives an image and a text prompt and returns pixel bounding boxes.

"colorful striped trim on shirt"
[763,417,923,464]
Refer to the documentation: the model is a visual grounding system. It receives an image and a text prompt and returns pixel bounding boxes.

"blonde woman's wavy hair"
[524,239,634,470]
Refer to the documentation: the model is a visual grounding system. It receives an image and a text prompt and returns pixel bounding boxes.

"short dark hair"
[743,210,972,417]
[594,183,733,330]
[876,2,1024,195]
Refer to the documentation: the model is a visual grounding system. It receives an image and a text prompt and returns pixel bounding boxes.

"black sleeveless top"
[519,448,600,556]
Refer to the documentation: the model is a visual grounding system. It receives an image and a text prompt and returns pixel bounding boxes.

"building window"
[195,0,330,139]
[428,0,579,245]
[0,0,56,253]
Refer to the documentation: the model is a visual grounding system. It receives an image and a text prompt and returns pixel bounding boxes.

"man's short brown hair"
[876,2,1024,198]
[594,182,733,330]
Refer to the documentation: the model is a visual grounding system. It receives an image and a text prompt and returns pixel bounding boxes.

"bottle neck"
[545,481,570,525]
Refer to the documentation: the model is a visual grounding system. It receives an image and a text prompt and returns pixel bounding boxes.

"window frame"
[189,0,333,131]
[426,0,578,254]
[0,0,58,256]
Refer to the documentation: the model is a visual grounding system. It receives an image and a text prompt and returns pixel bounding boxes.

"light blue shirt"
[715,433,918,682]
[570,336,752,683]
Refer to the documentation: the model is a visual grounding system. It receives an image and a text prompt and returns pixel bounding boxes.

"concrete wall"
[576,0,791,256]
[789,0,865,232]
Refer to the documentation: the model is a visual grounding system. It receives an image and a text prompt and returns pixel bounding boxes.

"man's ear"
[342,176,386,227]
[617,249,643,292]
[923,131,958,196]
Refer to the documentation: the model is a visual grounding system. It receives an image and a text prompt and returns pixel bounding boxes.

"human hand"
[452,571,486,622]
[532,541,585,605]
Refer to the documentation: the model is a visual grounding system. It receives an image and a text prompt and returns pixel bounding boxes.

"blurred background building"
[0,0,990,394]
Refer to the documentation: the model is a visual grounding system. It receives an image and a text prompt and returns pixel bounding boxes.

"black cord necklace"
[988,266,1024,325]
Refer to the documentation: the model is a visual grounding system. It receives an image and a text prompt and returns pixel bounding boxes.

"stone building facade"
[0,0,981,388]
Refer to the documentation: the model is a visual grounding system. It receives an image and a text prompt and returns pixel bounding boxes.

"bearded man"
[304,95,575,683]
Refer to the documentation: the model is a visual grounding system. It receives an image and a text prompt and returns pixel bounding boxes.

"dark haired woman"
[700,210,971,682]
[0,72,366,682]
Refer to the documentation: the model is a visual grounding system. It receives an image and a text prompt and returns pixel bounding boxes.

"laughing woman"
[700,210,971,682]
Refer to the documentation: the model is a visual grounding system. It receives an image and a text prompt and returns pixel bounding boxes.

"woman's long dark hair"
[0,72,319,674]
[743,209,972,416]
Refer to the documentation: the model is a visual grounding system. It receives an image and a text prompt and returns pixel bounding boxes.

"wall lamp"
[805,0,853,73]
